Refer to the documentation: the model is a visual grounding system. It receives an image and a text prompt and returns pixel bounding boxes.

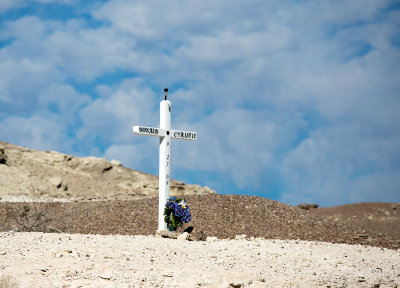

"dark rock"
[0,148,8,165]
[188,230,207,241]
[102,165,113,172]
[229,283,244,288]
[391,204,400,211]
[354,234,369,240]
[157,230,179,239]
[184,226,194,234]
[297,204,319,210]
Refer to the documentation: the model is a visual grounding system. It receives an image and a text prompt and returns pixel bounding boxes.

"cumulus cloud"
[103,143,159,175]
[79,79,158,145]
[281,124,400,205]
[0,83,91,153]
[0,15,140,84]
[0,0,26,13]
[0,0,75,13]
[0,115,70,151]
[39,84,91,114]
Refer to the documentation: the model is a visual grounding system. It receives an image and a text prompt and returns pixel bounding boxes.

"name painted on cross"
[172,130,197,140]
[133,126,166,137]
[140,127,159,134]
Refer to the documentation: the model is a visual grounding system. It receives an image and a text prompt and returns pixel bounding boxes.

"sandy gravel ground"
[1,232,399,288]
[2,196,399,249]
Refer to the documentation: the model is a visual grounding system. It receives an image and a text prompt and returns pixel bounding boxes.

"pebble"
[177,232,190,241]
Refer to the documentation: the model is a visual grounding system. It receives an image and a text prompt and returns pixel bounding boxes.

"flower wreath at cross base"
[164,196,191,230]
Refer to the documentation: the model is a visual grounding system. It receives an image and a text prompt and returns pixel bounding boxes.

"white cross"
[132,89,197,231]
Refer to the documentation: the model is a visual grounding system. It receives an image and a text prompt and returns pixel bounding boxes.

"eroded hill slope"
[0,141,215,201]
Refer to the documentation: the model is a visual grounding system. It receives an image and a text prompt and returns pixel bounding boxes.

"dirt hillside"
[0,140,215,201]
[311,202,400,239]
[1,195,399,249]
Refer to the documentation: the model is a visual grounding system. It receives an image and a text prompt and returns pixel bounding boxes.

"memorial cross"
[132,89,197,231]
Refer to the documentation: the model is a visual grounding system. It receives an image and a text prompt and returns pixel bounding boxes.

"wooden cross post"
[133,89,197,230]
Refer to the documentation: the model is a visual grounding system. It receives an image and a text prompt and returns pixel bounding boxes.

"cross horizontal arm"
[133,126,166,137]
[133,126,197,140]
[170,129,197,140]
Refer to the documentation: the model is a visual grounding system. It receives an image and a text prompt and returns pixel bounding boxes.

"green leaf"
[171,214,176,228]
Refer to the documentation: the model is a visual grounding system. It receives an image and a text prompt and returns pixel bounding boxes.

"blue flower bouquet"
[164,196,191,231]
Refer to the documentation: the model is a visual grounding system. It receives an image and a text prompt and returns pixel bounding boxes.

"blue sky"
[1,0,399,206]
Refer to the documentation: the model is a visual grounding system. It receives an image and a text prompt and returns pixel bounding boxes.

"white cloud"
[0,115,70,151]
[79,79,158,145]
[92,1,223,40]
[1,16,140,83]
[0,0,75,13]
[103,143,158,174]
[281,124,400,206]
[0,0,25,13]
[170,107,309,191]
[45,24,139,81]
[0,57,60,114]
[39,84,91,112]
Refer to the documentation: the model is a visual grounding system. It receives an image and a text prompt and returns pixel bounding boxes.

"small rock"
[0,148,8,165]
[203,186,216,194]
[354,234,369,240]
[188,230,207,241]
[64,155,73,162]
[206,237,218,242]
[98,270,113,280]
[235,234,247,240]
[183,226,194,234]
[156,230,179,239]
[391,204,400,211]
[102,165,113,172]
[49,177,63,188]
[110,159,122,166]
[177,232,190,241]
[65,270,77,277]
[297,204,319,210]
[357,277,366,283]
[229,282,244,288]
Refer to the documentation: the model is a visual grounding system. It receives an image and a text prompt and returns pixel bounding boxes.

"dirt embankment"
[1,195,399,249]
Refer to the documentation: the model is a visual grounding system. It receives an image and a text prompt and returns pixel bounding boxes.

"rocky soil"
[0,141,215,201]
[1,195,399,250]
[311,202,400,239]
[1,232,399,288]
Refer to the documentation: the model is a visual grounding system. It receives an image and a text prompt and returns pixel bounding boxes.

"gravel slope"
[1,232,399,288]
[311,202,400,239]
[1,195,399,249]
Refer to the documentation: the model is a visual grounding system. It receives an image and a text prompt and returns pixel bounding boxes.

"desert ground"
[1,195,399,288]
[1,231,399,288]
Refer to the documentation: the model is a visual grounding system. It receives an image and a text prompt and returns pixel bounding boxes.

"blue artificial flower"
[164,196,192,228]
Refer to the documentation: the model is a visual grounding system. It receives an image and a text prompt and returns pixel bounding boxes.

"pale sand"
[0,232,399,288]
